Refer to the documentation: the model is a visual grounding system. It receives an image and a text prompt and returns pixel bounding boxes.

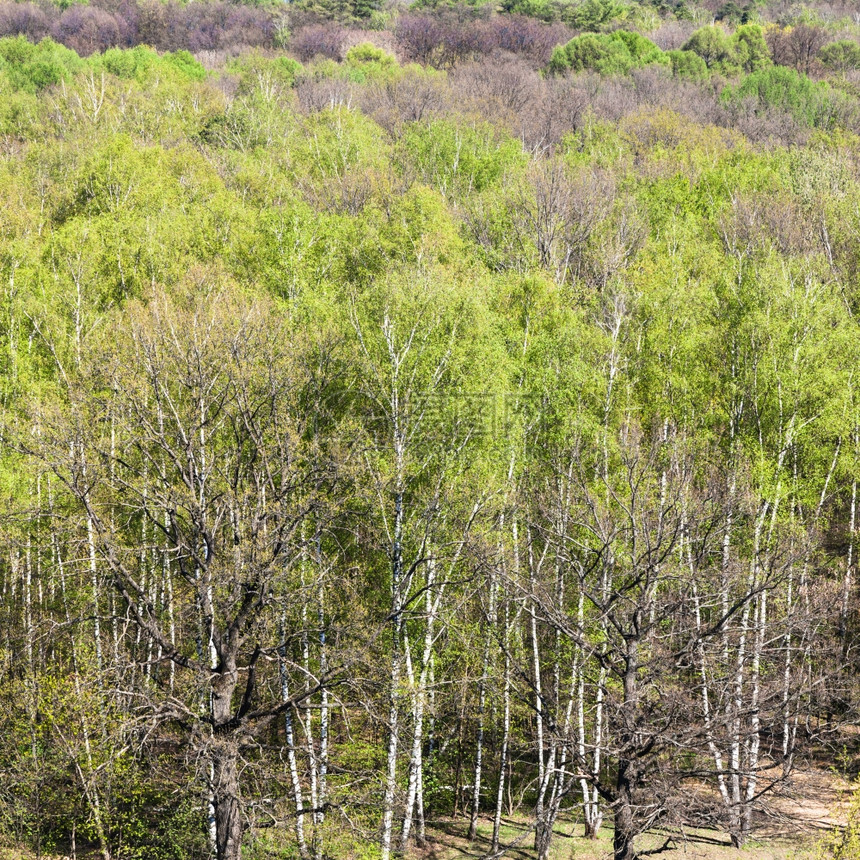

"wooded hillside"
[1,2,860,859]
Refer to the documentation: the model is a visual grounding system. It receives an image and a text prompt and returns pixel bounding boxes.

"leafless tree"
[20,285,339,860]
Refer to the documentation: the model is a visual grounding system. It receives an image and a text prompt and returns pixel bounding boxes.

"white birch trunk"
[279,616,309,859]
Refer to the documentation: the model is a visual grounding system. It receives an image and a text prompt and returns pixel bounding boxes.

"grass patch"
[416,815,817,860]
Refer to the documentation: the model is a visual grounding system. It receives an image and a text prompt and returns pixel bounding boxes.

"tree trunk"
[211,653,242,860]
[380,479,404,860]
[527,524,552,855]
[613,631,639,860]
[401,634,423,847]
[279,617,309,860]
[403,555,441,848]
[315,572,329,860]
[211,738,243,860]
[491,601,512,853]
[468,564,496,842]
[612,768,637,860]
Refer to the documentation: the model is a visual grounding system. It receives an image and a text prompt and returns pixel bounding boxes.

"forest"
[1,0,860,858]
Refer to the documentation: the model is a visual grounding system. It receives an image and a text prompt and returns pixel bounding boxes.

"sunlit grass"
[419,815,818,860]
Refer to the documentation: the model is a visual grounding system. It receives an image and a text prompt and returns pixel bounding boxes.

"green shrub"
[22,58,63,90]
[715,0,745,24]
[501,0,630,27]
[501,0,556,21]
[104,46,160,80]
[0,36,84,92]
[226,52,303,94]
[721,65,835,128]
[565,0,630,31]
[162,49,206,82]
[344,41,398,81]
[615,30,664,63]
[345,42,395,66]
[0,34,36,65]
[819,40,860,74]
[401,120,526,193]
[817,786,860,859]
[549,30,665,76]
[567,33,635,75]
[682,24,740,74]
[667,49,708,80]
[733,23,770,73]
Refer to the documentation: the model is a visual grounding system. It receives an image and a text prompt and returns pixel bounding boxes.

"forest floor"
[417,767,855,860]
[0,771,851,860]
[419,817,818,860]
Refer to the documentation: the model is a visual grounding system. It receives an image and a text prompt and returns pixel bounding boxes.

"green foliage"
[95,45,159,80]
[161,49,206,81]
[400,119,526,195]
[294,0,382,22]
[733,23,771,72]
[549,29,666,76]
[0,672,207,860]
[500,0,559,21]
[0,39,207,94]
[225,51,303,94]
[817,787,860,859]
[721,65,837,127]
[344,41,399,81]
[0,34,39,64]
[1,22,860,860]
[292,106,390,184]
[0,36,84,92]
[667,48,708,79]
[566,0,630,30]
[346,42,395,67]
[501,0,630,28]
[91,45,207,84]
[680,23,771,76]
[101,758,207,860]
[715,0,746,23]
[682,24,741,74]
[819,40,860,74]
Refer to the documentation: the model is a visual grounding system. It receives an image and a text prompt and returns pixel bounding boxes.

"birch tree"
[347,269,500,859]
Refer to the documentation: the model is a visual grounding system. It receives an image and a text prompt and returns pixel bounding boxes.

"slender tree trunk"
[401,635,423,847]
[527,524,552,853]
[419,652,436,845]
[492,600,512,853]
[743,581,767,840]
[381,642,401,860]
[781,551,795,771]
[22,547,33,673]
[163,510,176,695]
[535,550,568,860]
[468,563,496,841]
[840,476,856,656]
[403,555,440,848]
[692,583,730,808]
[380,477,404,860]
[315,570,329,860]
[727,501,768,848]
[613,635,640,860]
[86,511,103,674]
[279,617,309,860]
[300,581,319,831]
[584,563,610,840]
[575,583,601,839]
